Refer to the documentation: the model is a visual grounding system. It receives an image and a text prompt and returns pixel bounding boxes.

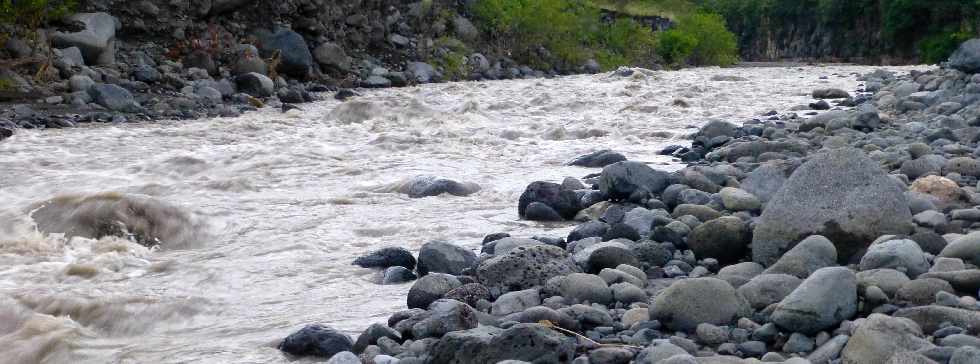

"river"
[0,65,918,364]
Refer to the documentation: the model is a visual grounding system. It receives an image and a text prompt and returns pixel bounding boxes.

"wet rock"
[949,39,980,74]
[407,273,461,309]
[599,161,670,201]
[524,202,564,221]
[416,241,476,276]
[518,181,580,220]
[737,274,803,310]
[860,239,930,277]
[568,221,610,243]
[279,324,354,358]
[687,216,750,264]
[353,323,400,353]
[771,267,858,335]
[52,12,118,65]
[402,175,481,198]
[649,277,750,331]
[568,150,628,168]
[382,266,417,284]
[428,324,575,364]
[259,29,314,78]
[753,149,913,266]
[813,88,850,99]
[842,314,933,364]
[476,245,580,297]
[406,62,439,83]
[236,72,275,97]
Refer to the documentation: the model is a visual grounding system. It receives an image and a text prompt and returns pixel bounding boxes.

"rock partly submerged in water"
[279,324,353,359]
[392,175,481,198]
[29,192,208,249]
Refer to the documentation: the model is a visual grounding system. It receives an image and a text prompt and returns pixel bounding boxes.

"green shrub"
[656,11,737,66]
[656,29,697,66]
[0,77,13,91]
[0,0,76,30]
[473,0,658,70]
[919,31,974,65]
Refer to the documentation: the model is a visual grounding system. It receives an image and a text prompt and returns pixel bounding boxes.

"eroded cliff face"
[725,7,917,64]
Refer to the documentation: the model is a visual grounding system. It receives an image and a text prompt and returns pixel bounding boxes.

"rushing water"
[0,65,921,364]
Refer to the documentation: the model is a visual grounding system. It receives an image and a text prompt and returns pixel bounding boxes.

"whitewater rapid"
[0,65,920,363]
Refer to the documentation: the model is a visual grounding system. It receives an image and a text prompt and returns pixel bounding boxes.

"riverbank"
[272,55,980,362]
[0,64,911,363]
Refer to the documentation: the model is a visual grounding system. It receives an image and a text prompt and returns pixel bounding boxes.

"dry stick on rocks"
[538,320,644,351]
[266,50,281,81]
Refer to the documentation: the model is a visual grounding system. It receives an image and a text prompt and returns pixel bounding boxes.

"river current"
[0,65,919,363]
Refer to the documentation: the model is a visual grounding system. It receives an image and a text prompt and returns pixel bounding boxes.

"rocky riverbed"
[264,52,980,363]
[0,64,923,364]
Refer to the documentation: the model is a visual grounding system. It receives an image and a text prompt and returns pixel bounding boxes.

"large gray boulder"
[649,278,750,331]
[87,84,138,112]
[752,149,913,266]
[236,72,274,97]
[842,314,933,364]
[599,161,670,201]
[406,273,460,309]
[52,12,119,65]
[476,245,580,297]
[949,39,980,74]
[314,42,351,72]
[258,29,314,78]
[771,267,857,335]
[428,324,576,364]
[416,241,477,276]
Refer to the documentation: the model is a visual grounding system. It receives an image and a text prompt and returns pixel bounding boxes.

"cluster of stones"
[276,42,980,364]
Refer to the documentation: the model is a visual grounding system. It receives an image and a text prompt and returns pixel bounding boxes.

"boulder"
[568,150,627,168]
[52,12,118,65]
[406,62,439,83]
[556,273,612,304]
[771,267,858,335]
[918,270,980,293]
[314,42,351,72]
[752,149,913,266]
[353,247,416,270]
[236,72,274,97]
[940,232,980,266]
[687,216,751,264]
[719,187,761,211]
[649,278,750,331]
[599,161,670,201]
[382,266,417,284]
[352,323,400,353]
[909,176,968,207]
[279,324,353,359]
[402,176,481,198]
[416,241,476,276]
[740,162,791,203]
[409,299,478,339]
[88,84,138,112]
[949,39,980,74]
[813,88,850,99]
[258,29,314,78]
[443,283,492,307]
[895,278,955,305]
[491,289,540,316]
[428,324,576,364]
[476,245,580,297]
[764,235,837,278]
[518,181,580,220]
[737,274,803,310]
[842,314,933,364]
[407,273,461,309]
[857,269,911,297]
[717,262,765,288]
[860,239,930,277]
[894,306,980,334]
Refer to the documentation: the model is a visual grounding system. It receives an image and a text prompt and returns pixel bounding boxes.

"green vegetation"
[656,29,696,66]
[693,0,980,62]
[472,0,662,70]
[431,37,472,80]
[919,31,974,65]
[589,0,695,18]
[0,0,76,31]
[0,77,14,91]
[668,12,737,66]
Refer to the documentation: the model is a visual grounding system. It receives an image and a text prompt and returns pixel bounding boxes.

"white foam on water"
[0,65,926,363]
